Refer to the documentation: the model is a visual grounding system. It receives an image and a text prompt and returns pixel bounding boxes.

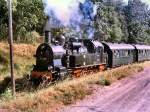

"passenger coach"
[134,45,150,62]
[102,43,135,67]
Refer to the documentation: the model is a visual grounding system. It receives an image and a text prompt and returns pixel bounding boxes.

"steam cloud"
[43,0,97,39]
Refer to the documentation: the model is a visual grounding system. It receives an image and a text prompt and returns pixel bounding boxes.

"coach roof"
[134,45,150,50]
[104,43,135,50]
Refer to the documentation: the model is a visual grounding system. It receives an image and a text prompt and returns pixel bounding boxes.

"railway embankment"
[0,55,149,112]
[0,42,37,80]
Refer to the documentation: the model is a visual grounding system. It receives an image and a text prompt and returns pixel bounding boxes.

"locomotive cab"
[83,39,105,65]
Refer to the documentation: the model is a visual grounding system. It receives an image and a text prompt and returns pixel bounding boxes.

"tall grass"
[0,62,148,112]
[0,43,36,79]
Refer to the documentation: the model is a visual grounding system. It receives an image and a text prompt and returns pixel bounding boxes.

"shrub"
[96,78,111,86]
[0,53,9,65]
[0,88,13,101]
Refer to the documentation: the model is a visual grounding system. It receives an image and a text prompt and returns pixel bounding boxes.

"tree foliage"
[0,0,150,44]
[0,0,46,42]
[94,0,150,44]
[125,0,150,44]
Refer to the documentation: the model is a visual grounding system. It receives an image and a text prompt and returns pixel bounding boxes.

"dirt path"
[59,67,150,112]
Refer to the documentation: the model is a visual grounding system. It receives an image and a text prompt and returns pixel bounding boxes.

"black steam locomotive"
[30,30,150,84]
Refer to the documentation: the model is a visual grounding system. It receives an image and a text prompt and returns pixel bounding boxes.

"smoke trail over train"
[42,0,97,38]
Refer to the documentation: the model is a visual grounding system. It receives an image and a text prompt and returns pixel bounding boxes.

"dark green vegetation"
[0,0,46,43]
[0,0,150,44]
[94,0,150,44]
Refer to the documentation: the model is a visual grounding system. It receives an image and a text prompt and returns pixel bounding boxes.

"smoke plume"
[43,0,97,38]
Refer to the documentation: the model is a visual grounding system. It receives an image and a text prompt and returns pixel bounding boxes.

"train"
[29,29,150,85]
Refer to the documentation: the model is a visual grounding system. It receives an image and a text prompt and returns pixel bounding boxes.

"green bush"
[96,78,111,86]
[0,88,13,101]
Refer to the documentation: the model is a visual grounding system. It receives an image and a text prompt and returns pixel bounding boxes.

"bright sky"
[123,0,150,6]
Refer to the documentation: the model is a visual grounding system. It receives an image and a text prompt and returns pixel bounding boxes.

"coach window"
[116,50,120,58]
[120,50,123,57]
[145,50,147,55]
[113,50,119,58]
[148,50,150,55]
[139,50,142,54]
[123,50,126,57]
[128,50,131,56]
[146,50,148,55]
[118,50,120,57]
[113,50,117,57]
[142,50,144,55]
[119,50,123,57]
[147,50,149,55]
[118,50,122,57]
[96,47,102,53]
[141,50,143,55]
[125,50,128,56]
[143,50,145,55]
[116,50,119,58]
[121,50,125,57]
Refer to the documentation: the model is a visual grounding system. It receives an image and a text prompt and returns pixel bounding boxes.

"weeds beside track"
[0,61,149,112]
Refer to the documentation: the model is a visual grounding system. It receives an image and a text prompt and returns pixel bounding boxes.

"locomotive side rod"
[8,0,16,97]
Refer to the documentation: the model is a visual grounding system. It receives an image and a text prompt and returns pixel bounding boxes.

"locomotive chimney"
[44,17,63,44]
[45,31,51,44]
[44,20,52,44]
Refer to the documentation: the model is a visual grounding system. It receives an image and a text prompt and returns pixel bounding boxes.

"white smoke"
[43,0,86,26]
[43,0,97,39]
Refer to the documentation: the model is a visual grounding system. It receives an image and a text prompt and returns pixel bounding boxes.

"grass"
[0,88,13,101]
[0,42,36,79]
[87,64,144,86]
[0,62,149,112]
[96,78,111,86]
[54,83,92,105]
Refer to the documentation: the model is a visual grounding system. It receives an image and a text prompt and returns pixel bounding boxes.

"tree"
[125,0,150,43]
[0,0,8,40]
[95,1,127,42]
[0,0,46,42]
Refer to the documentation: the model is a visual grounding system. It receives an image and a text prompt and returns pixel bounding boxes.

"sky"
[123,0,150,6]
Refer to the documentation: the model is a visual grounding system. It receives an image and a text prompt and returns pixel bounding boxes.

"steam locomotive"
[29,30,150,85]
